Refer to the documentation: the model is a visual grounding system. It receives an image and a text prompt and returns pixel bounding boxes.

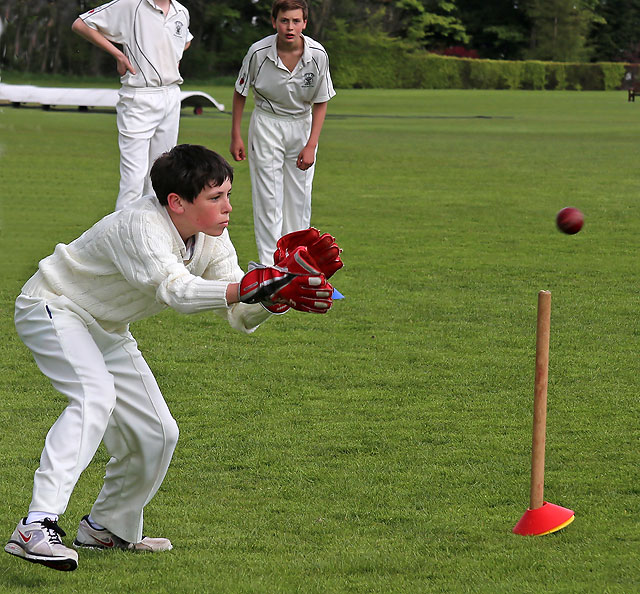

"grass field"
[0,78,638,592]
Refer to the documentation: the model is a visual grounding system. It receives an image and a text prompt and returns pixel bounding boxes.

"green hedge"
[326,31,629,90]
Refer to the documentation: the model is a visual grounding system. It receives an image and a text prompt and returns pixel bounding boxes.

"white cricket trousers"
[115,85,182,211]
[15,293,179,543]
[248,108,316,265]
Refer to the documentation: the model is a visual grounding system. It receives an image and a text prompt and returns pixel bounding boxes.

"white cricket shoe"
[5,517,78,571]
[73,515,172,552]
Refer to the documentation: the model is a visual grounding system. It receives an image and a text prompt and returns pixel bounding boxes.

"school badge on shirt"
[302,73,316,88]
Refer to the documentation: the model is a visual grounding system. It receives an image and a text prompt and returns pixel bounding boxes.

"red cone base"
[513,501,575,536]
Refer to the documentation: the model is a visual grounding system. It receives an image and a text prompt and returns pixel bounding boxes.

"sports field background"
[0,82,638,592]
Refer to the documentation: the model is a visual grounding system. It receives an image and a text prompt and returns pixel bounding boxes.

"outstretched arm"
[296,101,328,171]
[71,18,136,76]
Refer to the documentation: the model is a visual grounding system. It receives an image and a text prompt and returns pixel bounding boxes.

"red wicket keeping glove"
[273,228,343,280]
[270,246,334,313]
[238,260,333,314]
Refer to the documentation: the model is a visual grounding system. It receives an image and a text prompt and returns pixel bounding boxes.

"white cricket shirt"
[235,34,336,117]
[80,0,193,87]
[21,196,270,334]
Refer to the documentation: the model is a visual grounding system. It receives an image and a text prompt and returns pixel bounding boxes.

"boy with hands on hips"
[72,0,192,211]
[5,145,341,571]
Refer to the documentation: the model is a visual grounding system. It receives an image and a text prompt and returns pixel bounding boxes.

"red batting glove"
[273,228,320,261]
[238,265,333,314]
[281,275,333,313]
[238,266,294,304]
[263,301,290,315]
[273,228,343,279]
[307,232,343,279]
[276,245,322,275]
[270,246,334,313]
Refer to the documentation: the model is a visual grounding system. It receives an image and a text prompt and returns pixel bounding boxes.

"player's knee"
[83,382,117,421]
[152,415,179,457]
[163,417,179,452]
[141,417,178,469]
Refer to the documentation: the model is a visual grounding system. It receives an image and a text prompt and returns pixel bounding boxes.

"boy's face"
[272,9,307,46]
[179,178,232,238]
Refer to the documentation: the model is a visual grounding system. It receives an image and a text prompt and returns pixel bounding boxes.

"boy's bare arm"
[297,101,328,170]
[71,18,136,76]
[226,283,240,304]
[230,91,247,161]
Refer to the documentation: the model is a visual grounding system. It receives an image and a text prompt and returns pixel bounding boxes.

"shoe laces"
[40,518,66,543]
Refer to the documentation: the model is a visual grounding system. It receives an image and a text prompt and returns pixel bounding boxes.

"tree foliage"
[522,0,605,62]
[589,0,640,62]
[456,0,529,60]
[388,0,469,48]
[0,0,638,78]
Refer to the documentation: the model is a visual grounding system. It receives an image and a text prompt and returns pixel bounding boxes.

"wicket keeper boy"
[4,145,342,571]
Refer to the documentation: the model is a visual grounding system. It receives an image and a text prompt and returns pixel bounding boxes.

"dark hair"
[271,0,308,21]
[151,144,234,206]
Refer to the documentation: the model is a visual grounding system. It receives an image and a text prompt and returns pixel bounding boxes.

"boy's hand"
[116,54,136,76]
[296,145,316,170]
[238,264,333,314]
[230,137,246,161]
[274,229,343,279]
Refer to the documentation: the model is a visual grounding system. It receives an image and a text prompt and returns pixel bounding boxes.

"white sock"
[26,511,58,524]
[87,514,106,531]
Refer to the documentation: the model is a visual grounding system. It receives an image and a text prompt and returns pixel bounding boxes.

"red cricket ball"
[556,207,584,235]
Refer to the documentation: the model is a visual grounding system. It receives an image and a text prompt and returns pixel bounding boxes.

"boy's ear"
[166,192,185,214]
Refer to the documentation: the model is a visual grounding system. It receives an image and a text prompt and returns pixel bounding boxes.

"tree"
[589,0,640,62]
[1,0,638,79]
[310,0,334,39]
[457,0,530,59]
[387,0,469,50]
[0,0,109,75]
[523,0,604,62]
[178,0,269,78]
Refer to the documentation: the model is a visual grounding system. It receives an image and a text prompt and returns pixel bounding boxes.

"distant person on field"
[4,144,339,572]
[72,0,192,211]
[230,0,336,265]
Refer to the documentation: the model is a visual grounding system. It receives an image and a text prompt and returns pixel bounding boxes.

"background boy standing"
[72,0,193,211]
[230,0,336,265]
[4,144,339,571]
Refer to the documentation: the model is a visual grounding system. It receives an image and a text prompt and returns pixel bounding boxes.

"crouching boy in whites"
[4,145,339,571]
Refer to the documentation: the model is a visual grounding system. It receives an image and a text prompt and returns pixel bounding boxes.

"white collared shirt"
[80,0,193,88]
[235,34,336,117]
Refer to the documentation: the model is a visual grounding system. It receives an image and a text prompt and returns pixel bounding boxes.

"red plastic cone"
[513,502,575,536]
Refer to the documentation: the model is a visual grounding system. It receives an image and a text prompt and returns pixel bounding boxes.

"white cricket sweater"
[21,196,270,334]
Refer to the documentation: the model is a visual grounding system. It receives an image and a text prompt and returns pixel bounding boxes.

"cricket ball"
[556,207,584,235]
